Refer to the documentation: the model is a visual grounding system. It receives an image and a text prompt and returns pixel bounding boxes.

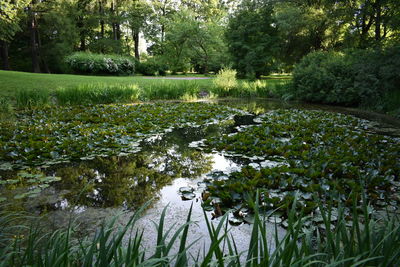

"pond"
[0,99,399,258]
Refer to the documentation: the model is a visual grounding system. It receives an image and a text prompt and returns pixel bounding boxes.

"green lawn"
[0,71,215,100]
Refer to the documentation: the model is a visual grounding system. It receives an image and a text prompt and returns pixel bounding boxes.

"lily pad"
[179,187,194,194]
[229,216,244,226]
[181,192,196,201]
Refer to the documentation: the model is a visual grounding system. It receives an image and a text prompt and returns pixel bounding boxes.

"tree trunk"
[77,0,88,51]
[375,0,381,42]
[37,30,50,73]
[133,29,140,60]
[116,23,121,40]
[29,3,41,73]
[99,0,105,39]
[111,1,117,40]
[80,35,86,51]
[0,40,10,70]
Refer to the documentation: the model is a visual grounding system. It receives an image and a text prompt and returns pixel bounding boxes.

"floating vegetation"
[200,109,400,227]
[0,172,61,202]
[0,103,240,170]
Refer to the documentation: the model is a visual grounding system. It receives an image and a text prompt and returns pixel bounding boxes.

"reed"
[56,84,141,105]
[0,195,398,266]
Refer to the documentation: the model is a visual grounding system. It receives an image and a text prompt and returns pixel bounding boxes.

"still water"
[1,98,399,258]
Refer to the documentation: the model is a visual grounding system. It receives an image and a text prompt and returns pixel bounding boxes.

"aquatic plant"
[200,109,400,226]
[0,103,240,170]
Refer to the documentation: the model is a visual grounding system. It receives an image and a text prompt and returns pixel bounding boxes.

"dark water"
[1,98,399,258]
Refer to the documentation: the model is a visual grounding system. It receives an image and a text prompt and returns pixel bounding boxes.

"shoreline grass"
[0,70,289,109]
[0,195,398,266]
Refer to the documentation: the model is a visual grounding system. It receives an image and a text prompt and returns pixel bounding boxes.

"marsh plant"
[140,81,201,101]
[213,68,238,96]
[56,84,141,105]
[0,98,14,120]
[0,197,399,266]
[16,88,50,109]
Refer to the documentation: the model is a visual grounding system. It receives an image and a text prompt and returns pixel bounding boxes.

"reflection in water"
[44,125,226,210]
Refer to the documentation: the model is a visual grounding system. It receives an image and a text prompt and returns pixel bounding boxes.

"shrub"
[65,52,135,75]
[56,84,141,105]
[291,45,400,108]
[212,68,238,97]
[137,57,168,76]
[291,51,357,105]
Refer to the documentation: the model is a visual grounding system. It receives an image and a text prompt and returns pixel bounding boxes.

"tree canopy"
[0,0,399,75]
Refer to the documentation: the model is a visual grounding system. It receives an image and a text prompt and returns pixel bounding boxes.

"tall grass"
[212,68,238,97]
[0,98,14,120]
[15,88,50,109]
[211,69,291,98]
[56,84,141,105]
[141,81,200,101]
[0,194,399,266]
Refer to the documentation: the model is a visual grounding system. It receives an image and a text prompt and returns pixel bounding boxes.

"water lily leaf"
[181,192,196,201]
[179,187,194,194]
[229,216,243,226]
[14,193,28,199]
[243,214,255,224]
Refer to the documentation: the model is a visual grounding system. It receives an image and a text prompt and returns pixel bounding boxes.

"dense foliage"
[226,0,278,78]
[136,57,167,76]
[65,52,135,75]
[2,0,398,75]
[290,46,400,109]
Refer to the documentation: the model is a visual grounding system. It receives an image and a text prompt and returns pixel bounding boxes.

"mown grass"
[0,194,399,266]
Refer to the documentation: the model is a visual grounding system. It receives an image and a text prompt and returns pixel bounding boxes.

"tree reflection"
[51,125,215,209]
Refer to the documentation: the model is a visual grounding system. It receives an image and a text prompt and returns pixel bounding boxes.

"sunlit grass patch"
[56,84,141,105]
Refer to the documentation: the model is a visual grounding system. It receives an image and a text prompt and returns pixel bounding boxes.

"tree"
[0,0,29,70]
[126,0,151,60]
[145,0,179,55]
[39,0,79,73]
[226,0,278,78]
[274,1,340,70]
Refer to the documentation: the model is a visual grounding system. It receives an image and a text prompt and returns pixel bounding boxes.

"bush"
[212,68,238,97]
[137,57,168,76]
[56,84,141,105]
[65,52,135,75]
[291,51,357,105]
[291,46,400,108]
